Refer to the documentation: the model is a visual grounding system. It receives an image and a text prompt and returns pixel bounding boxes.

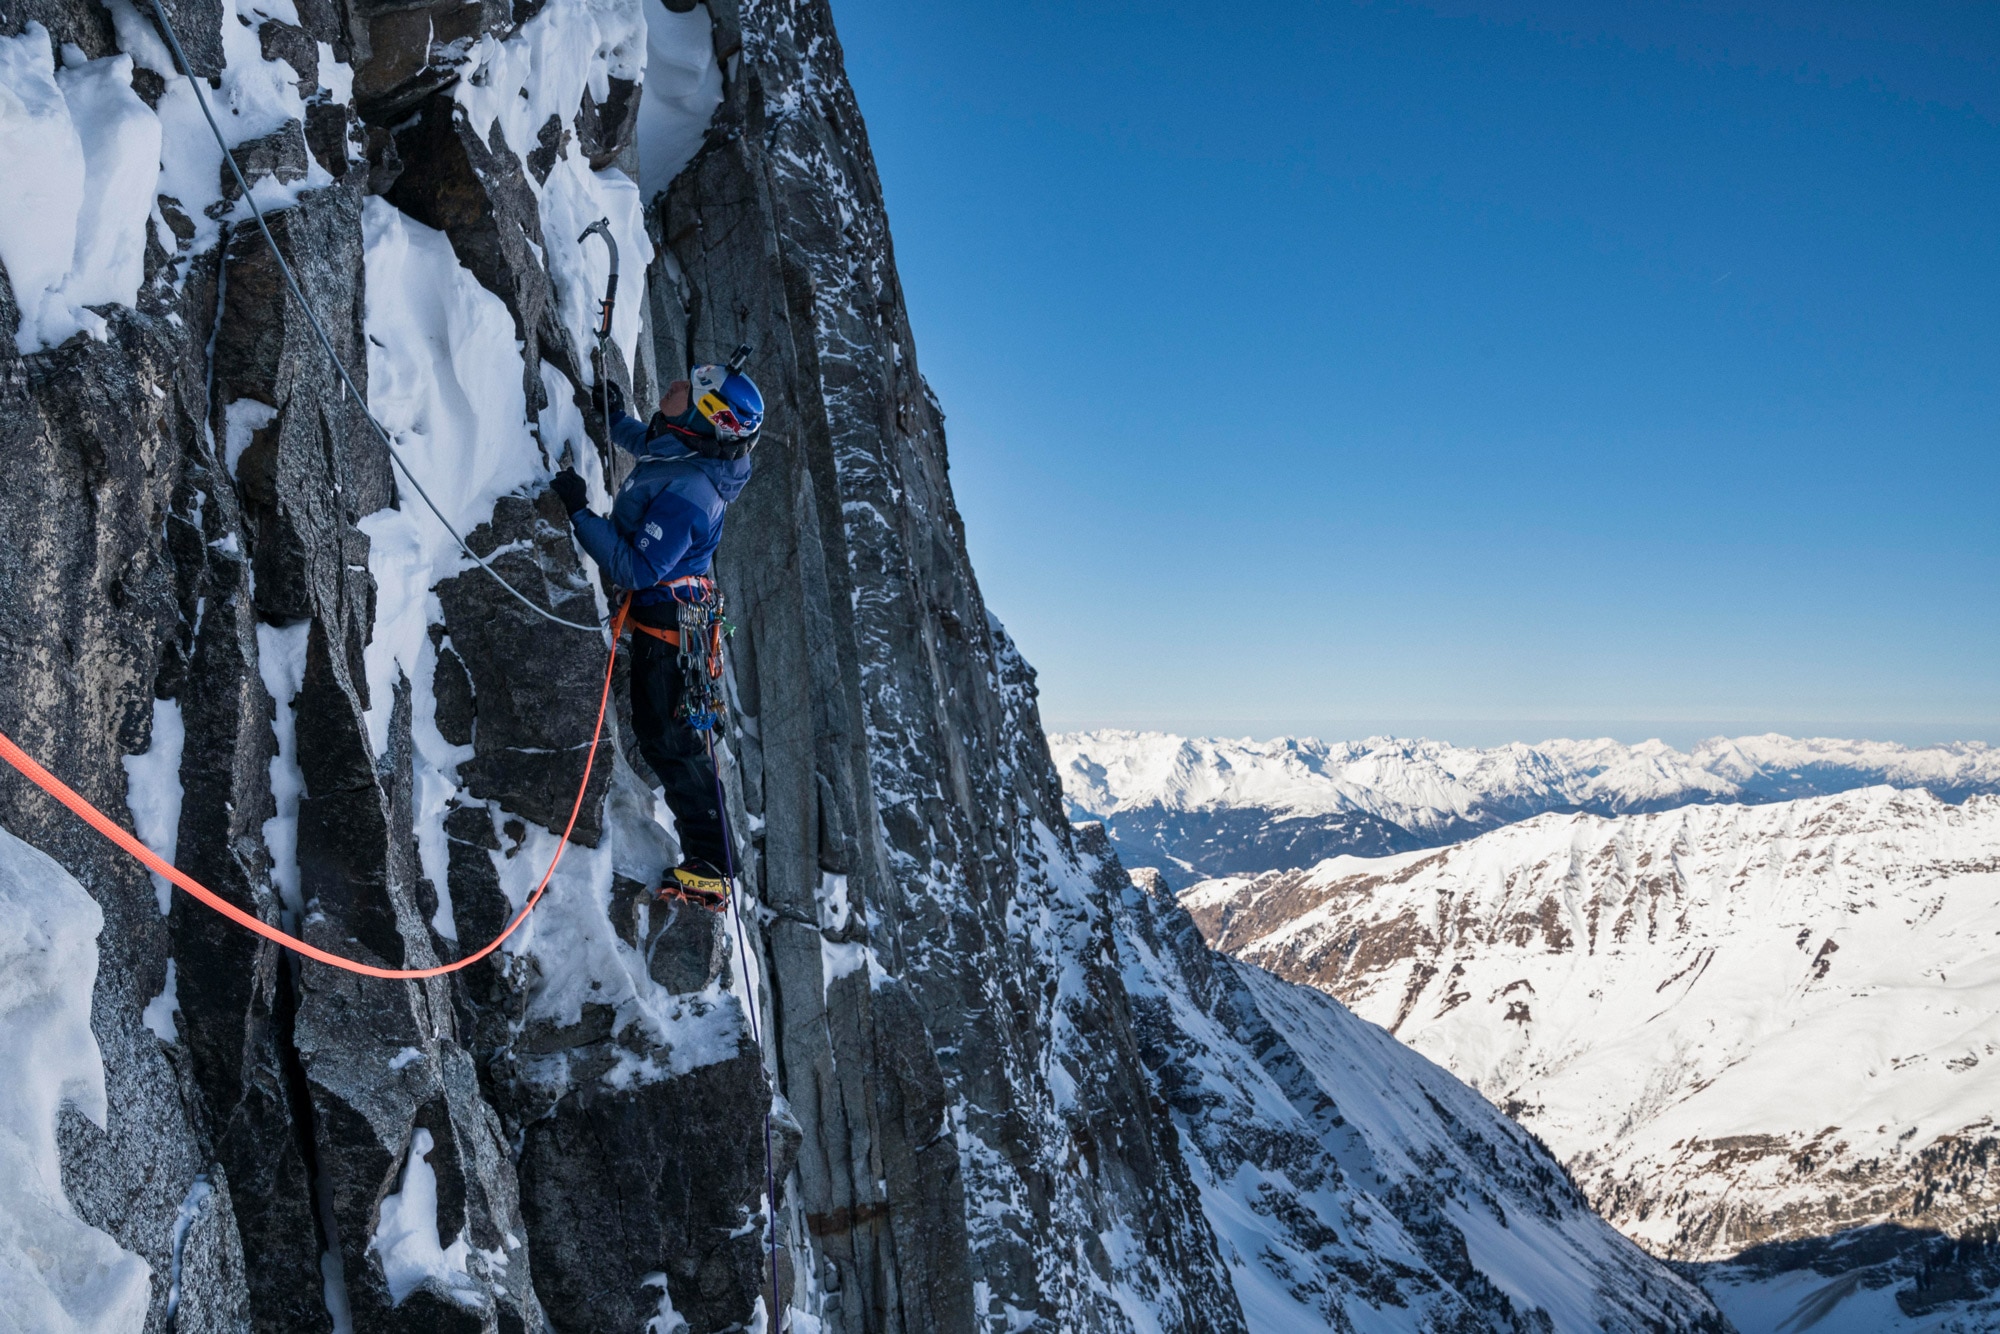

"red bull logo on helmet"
[691,362,764,442]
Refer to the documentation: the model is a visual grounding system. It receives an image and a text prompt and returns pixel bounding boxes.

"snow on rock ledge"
[0,824,151,1334]
[637,0,721,201]
[0,26,158,353]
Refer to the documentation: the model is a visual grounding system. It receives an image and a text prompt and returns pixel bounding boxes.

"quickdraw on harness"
[675,583,729,734]
[619,576,730,734]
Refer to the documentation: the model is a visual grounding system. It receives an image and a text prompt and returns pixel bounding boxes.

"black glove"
[550,467,589,516]
[602,378,625,420]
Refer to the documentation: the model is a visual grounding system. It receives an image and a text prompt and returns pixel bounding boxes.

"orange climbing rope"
[0,603,626,980]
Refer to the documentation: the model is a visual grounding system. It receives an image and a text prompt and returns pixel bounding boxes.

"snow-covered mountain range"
[1052,729,2000,877]
[1181,787,2000,1332]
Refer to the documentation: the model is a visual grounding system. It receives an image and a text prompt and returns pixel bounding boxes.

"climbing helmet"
[690,361,764,442]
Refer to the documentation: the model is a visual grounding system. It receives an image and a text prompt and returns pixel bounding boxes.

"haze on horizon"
[836,0,2000,746]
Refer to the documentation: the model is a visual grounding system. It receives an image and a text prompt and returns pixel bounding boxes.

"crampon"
[657,860,729,912]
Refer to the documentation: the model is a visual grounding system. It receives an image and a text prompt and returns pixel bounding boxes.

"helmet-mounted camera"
[691,345,764,443]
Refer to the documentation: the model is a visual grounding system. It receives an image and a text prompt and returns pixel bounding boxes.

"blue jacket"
[571,412,752,610]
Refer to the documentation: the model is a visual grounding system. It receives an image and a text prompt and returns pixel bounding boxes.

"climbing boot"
[658,860,729,912]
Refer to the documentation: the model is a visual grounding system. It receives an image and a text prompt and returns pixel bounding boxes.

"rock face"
[0,0,1729,1331]
[1183,789,2000,1331]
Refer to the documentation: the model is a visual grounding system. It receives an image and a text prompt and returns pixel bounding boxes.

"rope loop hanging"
[0,602,627,979]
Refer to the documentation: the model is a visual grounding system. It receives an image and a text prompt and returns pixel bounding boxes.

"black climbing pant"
[629,630,733,873]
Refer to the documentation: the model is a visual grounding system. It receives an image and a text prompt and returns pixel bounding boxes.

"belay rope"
[2,621,791,1316]
[708,728,785,1331]
[1,0,627,982]
[0,601,626,978]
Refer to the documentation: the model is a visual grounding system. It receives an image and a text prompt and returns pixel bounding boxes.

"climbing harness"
[144,0,601,635]
[0,601,628,979]
[658,865,729,914]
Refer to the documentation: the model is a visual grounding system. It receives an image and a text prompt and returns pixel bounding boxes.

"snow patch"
[368,1128,480,1308]
[358,196,544,760]
[608,751,677,888]
[451,0,655,378]
[0,26,158,353]
[51,49,161,332]
[641,1271,688,1333]
[100,0,174,78]
[142,959,180,1044]
[637,0,722,201]
[121,695,185,915]
[0,822,153,1332]
[223,398,279,477]
[162,1173,213,1322]
[0,0,351,352]
[153,0,340,261]
[494,815,743,1078]
[256,621,310,921]
[815,872,886,995]
[319,1246,354,1334]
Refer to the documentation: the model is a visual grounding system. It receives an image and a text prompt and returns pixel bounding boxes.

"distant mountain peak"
[1051,729,2000,878]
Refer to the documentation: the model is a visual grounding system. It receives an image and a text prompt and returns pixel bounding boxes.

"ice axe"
[578,218,618,340]
[578,218,619,469]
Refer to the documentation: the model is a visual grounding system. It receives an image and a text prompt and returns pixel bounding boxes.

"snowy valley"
[1180,784,2000,1332]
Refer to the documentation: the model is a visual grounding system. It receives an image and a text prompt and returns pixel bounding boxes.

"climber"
[549,351,764,910]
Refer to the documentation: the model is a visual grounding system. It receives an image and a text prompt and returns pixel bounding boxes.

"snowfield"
[1183,787,2000,1332]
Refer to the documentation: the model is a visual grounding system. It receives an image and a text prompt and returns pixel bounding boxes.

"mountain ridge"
[1180,786,2000,1331]
[1053,728,2000,877]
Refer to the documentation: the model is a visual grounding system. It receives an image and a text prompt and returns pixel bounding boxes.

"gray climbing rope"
[147,0,603,634]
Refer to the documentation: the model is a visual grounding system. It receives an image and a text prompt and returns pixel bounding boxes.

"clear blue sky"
[833,0,2000,744]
